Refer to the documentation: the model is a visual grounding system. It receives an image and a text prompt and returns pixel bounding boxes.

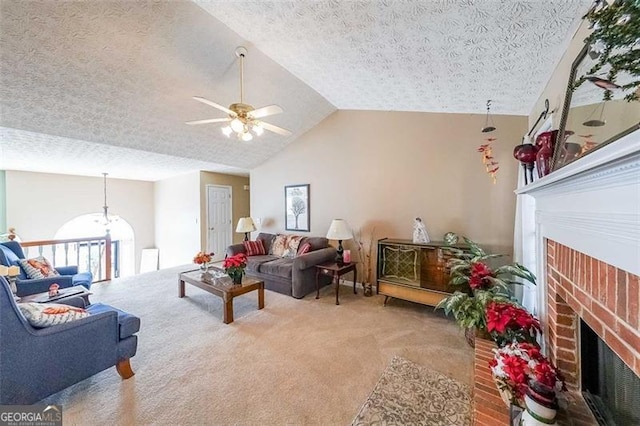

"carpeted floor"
[351,356,471,426]
[41,266,473,425]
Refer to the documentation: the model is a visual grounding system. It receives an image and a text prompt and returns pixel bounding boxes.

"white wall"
[5,170,155,273]
[251,110,527,258]
[154,171,201,268]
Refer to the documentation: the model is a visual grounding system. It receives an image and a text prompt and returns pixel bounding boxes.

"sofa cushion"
[18,302,90,328]
[257,233,276,254]
[258,257,293,279]
[87,303,140,339]
[19,256,61,279]
[244,240,266,256]
[245,255,279,274]
[270,234,287,256]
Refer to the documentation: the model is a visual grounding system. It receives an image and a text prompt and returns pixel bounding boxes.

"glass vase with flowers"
[194,251,214,271]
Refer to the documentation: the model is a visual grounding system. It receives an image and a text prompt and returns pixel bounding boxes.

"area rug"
[351,356,472,426]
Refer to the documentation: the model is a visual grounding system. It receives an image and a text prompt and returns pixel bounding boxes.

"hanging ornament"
[478,137,499,184]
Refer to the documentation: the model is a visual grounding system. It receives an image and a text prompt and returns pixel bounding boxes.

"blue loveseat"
[0,276,140,405]
[0,241,92,296]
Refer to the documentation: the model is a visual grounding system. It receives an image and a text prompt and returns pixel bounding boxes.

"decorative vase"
[513,143,539,184]
[228,271,243,285]
[535,130,558,178]
[522,381,558,426]
[200,263,208,272]
[443,232,458,246]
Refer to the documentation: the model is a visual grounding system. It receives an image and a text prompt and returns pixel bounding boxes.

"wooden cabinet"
[376,238,467,307]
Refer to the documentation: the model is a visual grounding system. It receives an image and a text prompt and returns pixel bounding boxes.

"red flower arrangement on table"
[223,253,247,284]
[489,342,566,407]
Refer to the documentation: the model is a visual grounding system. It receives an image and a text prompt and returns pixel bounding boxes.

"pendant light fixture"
[481,100,497,133]
[95,172,119,231]
[582,102,607,127]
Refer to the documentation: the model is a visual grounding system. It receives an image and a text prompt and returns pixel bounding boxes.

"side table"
[315,262,357,305]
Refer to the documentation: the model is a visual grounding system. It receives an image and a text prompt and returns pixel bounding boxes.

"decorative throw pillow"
[285,235,303,255]
[270,234,288,257]
[18,256,60,279]
[297,242,312,256]
[18,303,90,328]
[243,240,266,256]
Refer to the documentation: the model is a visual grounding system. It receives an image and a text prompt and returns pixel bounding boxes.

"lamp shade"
[236,217,257,233]
[326,219,353,240]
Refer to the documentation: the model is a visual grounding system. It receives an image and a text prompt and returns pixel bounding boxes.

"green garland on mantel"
[575,0,640,101]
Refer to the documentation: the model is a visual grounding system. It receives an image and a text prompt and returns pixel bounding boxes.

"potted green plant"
[436,238,537,346]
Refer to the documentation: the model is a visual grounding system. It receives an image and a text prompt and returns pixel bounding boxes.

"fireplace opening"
[580,320,640,425]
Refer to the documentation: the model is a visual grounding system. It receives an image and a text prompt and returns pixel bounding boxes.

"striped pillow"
[243,239,266,256]
[18,256,60,279]
[297,242,312,256]
[18,303,90,328]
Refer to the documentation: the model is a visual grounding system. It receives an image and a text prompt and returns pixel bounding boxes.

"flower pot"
[464,326,492,348]
[199,263,208,272]
[228,272,243,285]
[493,375,525,408]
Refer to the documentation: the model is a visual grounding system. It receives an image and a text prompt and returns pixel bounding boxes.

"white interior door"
[206,185,232,261]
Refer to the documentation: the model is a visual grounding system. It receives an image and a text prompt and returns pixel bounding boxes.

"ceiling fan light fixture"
[221,126,232,137]
[241,132,253,142]
[230,118,244,133]
[252,123,264,136]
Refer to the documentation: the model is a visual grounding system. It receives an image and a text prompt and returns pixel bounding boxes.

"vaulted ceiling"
[0,0,591,181]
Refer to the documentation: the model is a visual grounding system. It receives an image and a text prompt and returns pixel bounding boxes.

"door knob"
[209,227,215,231]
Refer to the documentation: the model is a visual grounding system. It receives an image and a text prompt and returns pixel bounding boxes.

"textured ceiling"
[0,0,592,181]
[197,0,592,115]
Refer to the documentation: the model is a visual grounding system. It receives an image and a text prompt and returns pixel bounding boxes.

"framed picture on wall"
[285,184,310,232]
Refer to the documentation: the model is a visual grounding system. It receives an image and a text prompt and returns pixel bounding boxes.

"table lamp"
[236,217,257,241]
[326,219,353,266]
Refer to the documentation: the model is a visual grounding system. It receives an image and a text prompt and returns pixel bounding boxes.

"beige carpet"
[41,266,473,425]
[351,356,471,425]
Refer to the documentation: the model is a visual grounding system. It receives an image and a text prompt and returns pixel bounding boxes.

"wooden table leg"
[334,273,340,305]
[383,295,390,306]
[178,278,185,298]
[258,284,264,310]
[353,267,358,294]
[316,269,321,299]
[223,294,234,324]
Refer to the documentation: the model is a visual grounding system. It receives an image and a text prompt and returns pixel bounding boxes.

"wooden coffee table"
[178,268,264,324]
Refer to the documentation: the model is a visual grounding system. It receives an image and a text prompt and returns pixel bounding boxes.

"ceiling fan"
[186,46,291,141]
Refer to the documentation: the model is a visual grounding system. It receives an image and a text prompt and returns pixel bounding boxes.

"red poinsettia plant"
[489,342,566,407]
[194,251,214,265]
[486,301,541,346]
[223,253,247,283]
[436,238,536,335]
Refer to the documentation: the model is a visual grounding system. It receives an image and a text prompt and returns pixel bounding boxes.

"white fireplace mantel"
[516,129,640,276]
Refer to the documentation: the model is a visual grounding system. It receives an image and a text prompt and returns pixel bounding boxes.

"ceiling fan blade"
[185,118,231,125]
[192,96,236,116]
[249,104,283,119]
[261,121,292,136]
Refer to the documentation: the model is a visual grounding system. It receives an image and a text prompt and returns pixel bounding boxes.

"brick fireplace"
[546,240,639,390]
[472,131,639,425]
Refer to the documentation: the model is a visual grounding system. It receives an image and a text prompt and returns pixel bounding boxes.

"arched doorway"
[55,215,135,278]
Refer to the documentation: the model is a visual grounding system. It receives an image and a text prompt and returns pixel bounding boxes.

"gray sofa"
[226,232,336,299]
